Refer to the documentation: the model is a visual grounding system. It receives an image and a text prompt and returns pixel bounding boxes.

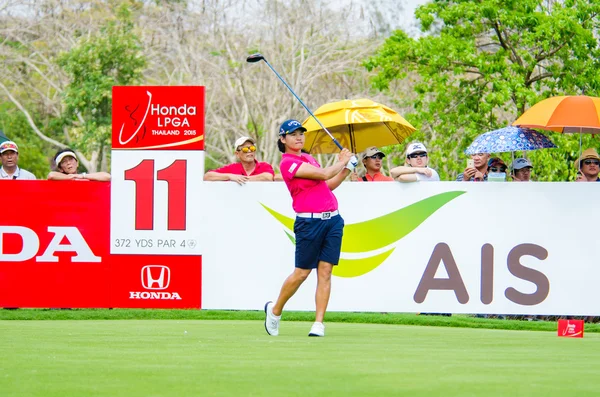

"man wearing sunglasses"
[350,146,393,181]
[0,141,36,180]
[575,148,600,182]
[391,142,440,182]
[204,136,274,184]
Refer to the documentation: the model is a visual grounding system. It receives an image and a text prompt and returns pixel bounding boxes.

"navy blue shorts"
[294,214,344,269]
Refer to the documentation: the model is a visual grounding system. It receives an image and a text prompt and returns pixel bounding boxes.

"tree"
[142,0,384,170]
[0,0,146,172]
[366,0,600,181]
[0,103,50,178]
[58,3,146,171]
[1,0,397,174]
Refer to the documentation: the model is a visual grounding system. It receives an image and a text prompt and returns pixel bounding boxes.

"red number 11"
[124,160,187,231]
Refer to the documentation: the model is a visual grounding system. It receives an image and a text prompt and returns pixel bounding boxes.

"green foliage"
[58,3,146,163]
[366,0,600,181]
[0,104,52,179]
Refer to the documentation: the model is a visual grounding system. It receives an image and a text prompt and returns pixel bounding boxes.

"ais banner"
[199,182,600,316]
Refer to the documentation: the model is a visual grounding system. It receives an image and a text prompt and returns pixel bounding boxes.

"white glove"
[345,155,358,172]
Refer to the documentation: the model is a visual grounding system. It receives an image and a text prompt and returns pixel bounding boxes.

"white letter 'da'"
[36,227,101,263]
[0,226,39,262]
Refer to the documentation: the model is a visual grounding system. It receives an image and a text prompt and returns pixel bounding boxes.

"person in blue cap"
[264,119,356,337]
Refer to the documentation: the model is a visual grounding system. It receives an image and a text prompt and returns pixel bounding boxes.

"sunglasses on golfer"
[367,154,384,160]
[408,152,427,159]
[238,145,257,153]
[583,159,600,166]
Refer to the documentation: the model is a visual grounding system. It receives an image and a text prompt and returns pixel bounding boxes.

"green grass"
[2,309,600,333]
[1,320,598,396]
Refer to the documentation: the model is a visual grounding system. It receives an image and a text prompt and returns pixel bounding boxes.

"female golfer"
[264,119,355,337]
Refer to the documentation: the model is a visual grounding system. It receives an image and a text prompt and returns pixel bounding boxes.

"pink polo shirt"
[213,160,274,177]
[280,153,338,213]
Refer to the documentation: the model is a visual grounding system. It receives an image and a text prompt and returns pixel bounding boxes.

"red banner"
[557,319,584,338]
[0,181,201,308]
[112,86,205,151]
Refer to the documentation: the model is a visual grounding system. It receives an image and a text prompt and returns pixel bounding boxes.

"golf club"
[246,53,344,151]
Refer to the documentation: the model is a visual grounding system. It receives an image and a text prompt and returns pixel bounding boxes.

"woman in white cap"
[390,142,440,182]
[47,148,111,181]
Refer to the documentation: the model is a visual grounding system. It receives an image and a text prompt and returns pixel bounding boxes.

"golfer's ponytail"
[277,139,285,153]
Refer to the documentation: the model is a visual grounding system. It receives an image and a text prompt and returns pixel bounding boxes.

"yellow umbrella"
[302,98,416,154]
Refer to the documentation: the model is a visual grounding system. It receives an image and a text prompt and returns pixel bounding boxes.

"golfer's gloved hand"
[345,155,358,171]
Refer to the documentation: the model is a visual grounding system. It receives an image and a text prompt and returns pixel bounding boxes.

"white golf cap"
[0,141,18,154]
[234,136,256,150]
[55,151,78,165]
[406,142,428,156]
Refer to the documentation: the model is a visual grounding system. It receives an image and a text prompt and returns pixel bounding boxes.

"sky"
[1,0,432,37]
[335,0,431,37]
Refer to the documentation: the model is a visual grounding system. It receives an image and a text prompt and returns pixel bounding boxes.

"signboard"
[110,151,204,255]
[110,86,205,255]
[112,86,204,151]
[0,182,201,308]
[1,180,599,314]
[199,182,600,316]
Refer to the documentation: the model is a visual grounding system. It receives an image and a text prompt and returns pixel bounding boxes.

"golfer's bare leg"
[315,261,333,323]
[272,268,311,316]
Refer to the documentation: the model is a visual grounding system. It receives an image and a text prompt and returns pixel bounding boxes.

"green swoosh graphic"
[333,248,396,278]
[261,191,465,252]
[260,191,465,277]
[341,191,465,253]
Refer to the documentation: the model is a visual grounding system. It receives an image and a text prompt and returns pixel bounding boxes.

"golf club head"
[246,53,265,63]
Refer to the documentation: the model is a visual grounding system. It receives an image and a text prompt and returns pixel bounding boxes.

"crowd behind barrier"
[202,136,600,184]
[0,141,112,182]
[3,135,599,321]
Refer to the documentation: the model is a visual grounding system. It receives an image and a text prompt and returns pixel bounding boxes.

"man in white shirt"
[0,141,36,180]
[391,142,440,182]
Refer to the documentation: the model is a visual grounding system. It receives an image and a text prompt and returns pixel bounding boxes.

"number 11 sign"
[110,86,205,255]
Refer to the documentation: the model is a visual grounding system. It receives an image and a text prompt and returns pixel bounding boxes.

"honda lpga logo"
[141,265,170,290]
[129,265,182,300]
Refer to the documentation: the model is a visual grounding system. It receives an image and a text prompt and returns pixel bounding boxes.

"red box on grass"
[557,319,584,338]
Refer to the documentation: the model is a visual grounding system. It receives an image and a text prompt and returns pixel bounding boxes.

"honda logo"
[141,265,170,290]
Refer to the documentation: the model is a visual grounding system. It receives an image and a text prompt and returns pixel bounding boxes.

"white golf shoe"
[308,321,325,337]
[264,301,280,336]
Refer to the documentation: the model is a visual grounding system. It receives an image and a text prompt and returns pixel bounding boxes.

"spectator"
[0,141,36,180]
[487,157,508,182]
[457,153,490,181]
[204,136,274,184]
[575,148,600,182]
[350,146,393,181]
[510,158,533,182]
[48,148,111,181]
[390,142,440,182]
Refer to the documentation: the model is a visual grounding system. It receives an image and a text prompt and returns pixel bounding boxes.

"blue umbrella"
[465,126,556,155]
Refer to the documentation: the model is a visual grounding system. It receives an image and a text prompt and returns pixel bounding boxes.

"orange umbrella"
[513,95,600,133]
